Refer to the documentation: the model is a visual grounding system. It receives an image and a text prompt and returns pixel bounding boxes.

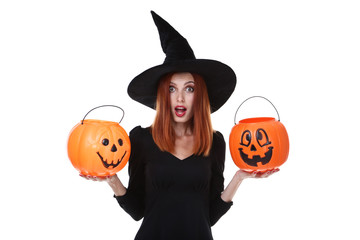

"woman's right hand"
[79,174,127,197]
[79,174,109,182]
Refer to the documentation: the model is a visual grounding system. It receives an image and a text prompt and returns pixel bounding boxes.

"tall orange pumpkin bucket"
[67,105,131,177]
[229,96,289,172]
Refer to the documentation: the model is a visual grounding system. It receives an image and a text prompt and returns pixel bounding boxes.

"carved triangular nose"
[250,144,257,151]
[111,144,117,152]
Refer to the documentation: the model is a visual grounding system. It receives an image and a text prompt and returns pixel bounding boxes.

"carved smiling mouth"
[238,147,273,167]
[96,151,127,169]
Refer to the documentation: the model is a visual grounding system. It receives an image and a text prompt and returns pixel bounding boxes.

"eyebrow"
[170,81,195,86]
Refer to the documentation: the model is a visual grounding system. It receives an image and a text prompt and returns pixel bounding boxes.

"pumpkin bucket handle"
[234,96,281,125]
[81,105,125,125]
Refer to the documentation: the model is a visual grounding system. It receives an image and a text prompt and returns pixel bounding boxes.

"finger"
[92,176,106,181]
[263,168,279,178]
[105,175,113,183]
[80,174,90,180]
[252,171,261,178]
[87,175,97,181]
[267,168,279,176]
[97,176,107,182]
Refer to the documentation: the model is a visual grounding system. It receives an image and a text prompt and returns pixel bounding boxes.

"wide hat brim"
[128,59,236,113]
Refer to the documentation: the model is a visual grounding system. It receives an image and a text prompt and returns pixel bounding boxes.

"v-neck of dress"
[144,127,195,161]
[167,152,195,161]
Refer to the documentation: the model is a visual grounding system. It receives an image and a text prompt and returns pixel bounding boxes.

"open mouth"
[175,106,187,117]
[96,151,127,169]
[238,147,273,167]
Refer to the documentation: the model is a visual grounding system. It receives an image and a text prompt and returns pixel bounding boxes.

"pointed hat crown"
[151,11,196,63]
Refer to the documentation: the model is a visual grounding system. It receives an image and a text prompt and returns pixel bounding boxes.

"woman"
[83,11,277,239]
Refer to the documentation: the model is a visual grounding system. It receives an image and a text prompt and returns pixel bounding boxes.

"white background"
[1,0,359,239]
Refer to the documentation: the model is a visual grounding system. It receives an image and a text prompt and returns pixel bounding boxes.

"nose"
[250,144,257,151]
[111,144,117,152]
[177,92,185,102]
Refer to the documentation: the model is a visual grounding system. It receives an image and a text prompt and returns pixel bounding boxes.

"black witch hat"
[127,11,236,113]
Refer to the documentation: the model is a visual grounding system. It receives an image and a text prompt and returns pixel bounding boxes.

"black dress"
[114,126,233,240]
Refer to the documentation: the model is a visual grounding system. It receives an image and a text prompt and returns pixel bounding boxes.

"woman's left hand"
[234,168,280,182]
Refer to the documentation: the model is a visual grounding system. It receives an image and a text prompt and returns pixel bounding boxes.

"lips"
[175,105,187,117]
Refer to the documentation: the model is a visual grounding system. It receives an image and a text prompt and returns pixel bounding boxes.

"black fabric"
[114,126,233,240]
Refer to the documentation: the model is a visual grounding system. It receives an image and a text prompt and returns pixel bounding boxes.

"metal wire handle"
[233,96,281,125]
[81,105,125,125]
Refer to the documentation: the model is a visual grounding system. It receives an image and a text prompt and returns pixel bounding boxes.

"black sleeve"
[209,131,233,226]
[113,126,146,221]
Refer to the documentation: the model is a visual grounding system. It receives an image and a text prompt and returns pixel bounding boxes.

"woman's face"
[169,72,195,124]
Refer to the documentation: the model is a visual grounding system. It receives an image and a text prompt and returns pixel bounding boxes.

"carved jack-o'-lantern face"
[238,128,273,167]
[229,117,289,171]
[68,119,131,177]
[96,129,128,170]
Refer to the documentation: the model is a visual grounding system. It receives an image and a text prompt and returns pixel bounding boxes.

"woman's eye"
[169,86,176,93]
[185,86,194,92]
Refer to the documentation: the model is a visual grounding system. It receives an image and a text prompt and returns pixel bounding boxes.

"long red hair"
[151,72,213,156]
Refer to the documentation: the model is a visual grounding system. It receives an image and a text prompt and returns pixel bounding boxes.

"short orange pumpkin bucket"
[229,97,289,172]
[67,105,131,177]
